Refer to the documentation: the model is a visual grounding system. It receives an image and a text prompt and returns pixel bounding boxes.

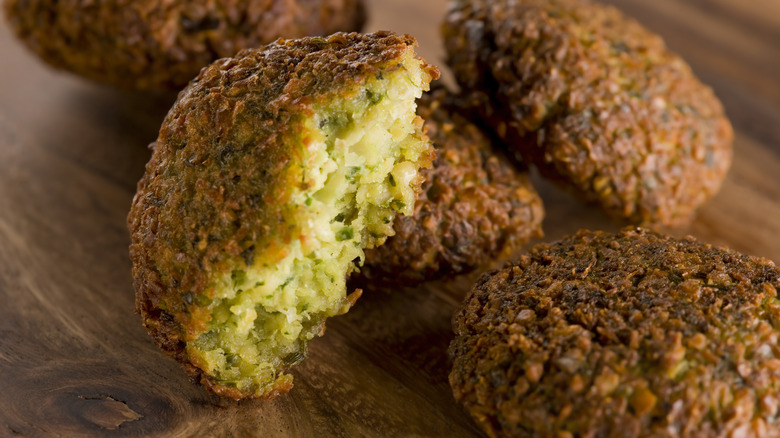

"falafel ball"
[4,0,366,90]
[356,87,544,287]
[128,32,438,399]
[449,227,780,437]
[443,0,733,226]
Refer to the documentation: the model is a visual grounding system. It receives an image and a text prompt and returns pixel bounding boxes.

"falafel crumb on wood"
[128,31,438,399]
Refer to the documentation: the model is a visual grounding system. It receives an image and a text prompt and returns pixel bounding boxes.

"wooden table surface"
[1,0,779,436]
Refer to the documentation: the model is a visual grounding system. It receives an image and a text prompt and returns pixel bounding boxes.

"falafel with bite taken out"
[128,32,438,399]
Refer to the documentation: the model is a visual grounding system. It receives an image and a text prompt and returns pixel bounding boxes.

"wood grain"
[1,0,778,436]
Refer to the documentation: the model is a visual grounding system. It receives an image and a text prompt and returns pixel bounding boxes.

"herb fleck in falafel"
[357,87,544,287]
[4,0,366,90]
[443,0,733,226]
[128,32,438,399]
[450,227,780,437]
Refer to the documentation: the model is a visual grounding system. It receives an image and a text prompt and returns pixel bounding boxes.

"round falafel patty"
[128,32,437,399]
[443,0,733,226]
[4,0,366,90]
[357,87,544,287]
[450,227,780,437]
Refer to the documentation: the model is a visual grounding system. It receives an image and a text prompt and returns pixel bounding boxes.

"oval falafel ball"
[449,227,780,437]
[3,0,366,90]
[356,87,544,287]
[128,32,438,399]
[443,0,733,226]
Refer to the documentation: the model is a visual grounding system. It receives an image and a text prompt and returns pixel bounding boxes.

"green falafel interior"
[185,48,434,397]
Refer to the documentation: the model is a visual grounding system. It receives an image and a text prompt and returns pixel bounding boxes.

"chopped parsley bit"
[390,199,406,211]
[305,197,313,206]
[231,269,247,288]
[226,354,239,367]
[388,174,397,187]
[336,226,354,241]
[366,90,383,105]
[346,166,360,181]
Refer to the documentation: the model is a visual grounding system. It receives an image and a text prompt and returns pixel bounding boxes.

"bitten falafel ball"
[3,0,366,90]
[128,32,438,399]
[356,87,544,287]
[443,0,733,226]
[450,227,780,437]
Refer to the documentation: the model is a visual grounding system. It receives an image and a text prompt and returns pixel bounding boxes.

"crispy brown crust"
[450,228,780,437]
[356,87,544,287]
[443,0,733,226]
[4,0,366,90]
[127,32,437,398]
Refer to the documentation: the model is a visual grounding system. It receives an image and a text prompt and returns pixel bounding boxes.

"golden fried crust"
[356,87,544,287]
[443,0,733,226]
[128,32,436,395]
[450,228,780,438]
[4,0,366,90]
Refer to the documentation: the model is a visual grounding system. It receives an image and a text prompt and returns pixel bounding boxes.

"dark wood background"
[1,0,778,436]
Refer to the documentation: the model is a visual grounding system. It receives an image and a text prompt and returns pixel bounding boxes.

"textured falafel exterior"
[450,227,780,437]
[128,32,437,399]
[4,0,366,90]
[357,87,544,286]
[443,0,733,226]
